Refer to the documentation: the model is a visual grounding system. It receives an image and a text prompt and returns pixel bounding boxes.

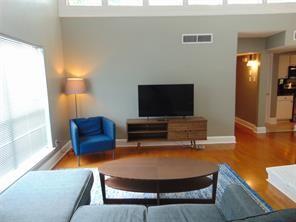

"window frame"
[108,0,143,6]
[60,0,296,17]
[0,34,54,192]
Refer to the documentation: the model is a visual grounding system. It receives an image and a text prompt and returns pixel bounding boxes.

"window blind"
[0,36,52,178]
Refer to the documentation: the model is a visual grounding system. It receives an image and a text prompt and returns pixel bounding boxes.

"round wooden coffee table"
[98,157,219,205]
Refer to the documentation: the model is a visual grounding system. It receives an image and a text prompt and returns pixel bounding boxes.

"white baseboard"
[235,117,266,134]
[255,127,267,134]
[37,141,71,170]
[116,136,236,147]
[235,117,255,131]
[266,117,277,125]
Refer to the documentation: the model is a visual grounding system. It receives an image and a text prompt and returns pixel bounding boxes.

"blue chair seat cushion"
[80,135,114,155]
[75,117,102,136]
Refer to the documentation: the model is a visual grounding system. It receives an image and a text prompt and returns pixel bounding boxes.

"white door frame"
[265,53,277,124]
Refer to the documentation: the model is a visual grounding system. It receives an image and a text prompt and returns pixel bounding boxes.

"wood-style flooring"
[55,125,296,210]
[266,120,295,133]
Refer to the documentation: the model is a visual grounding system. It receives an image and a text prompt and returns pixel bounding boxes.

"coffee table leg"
[99,173,106,204]
[212,172,218,203]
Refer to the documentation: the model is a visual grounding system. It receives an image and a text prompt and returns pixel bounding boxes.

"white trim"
[256,126,267,133]
[59,1,296,17]
[235,117,267,134]
[116,136,236,147]
[37,141,71,170]
[266,117,277,124]
[265,53,273,124]
[235,117,256,131]
[294,30,296,41]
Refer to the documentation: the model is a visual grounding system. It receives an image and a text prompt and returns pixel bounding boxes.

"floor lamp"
[65,78,86,118]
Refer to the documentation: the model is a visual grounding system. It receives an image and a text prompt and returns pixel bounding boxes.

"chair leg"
[77,156,80,167]
[112,150,115,160]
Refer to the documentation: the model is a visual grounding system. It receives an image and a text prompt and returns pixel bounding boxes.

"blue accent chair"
[69,116,116,166]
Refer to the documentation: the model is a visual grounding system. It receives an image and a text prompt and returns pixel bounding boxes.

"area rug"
[90,163,272,212]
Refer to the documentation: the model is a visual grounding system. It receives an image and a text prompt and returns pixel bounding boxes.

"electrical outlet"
[54,139,60,148]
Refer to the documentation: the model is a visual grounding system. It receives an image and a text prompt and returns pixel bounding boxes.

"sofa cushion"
[0,169,93,222]
[75,117,102,136]
[70,205,147,222]
[219,184,266,221]
[147,204,225,222]
[232,209,296,222]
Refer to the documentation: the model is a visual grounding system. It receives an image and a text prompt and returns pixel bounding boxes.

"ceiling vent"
[182,33,213,44]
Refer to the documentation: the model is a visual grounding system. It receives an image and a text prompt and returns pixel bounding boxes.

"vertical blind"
[0,36,52,178]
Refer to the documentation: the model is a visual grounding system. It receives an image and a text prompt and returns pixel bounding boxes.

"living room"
[0,0,296,221]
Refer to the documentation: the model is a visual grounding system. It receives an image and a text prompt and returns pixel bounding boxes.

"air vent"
[182,35,197,44]
[294,31,296,41]
[182,33,213,44]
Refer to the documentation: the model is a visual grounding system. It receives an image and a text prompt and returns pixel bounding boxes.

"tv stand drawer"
[168,122,206,131]
[168,131,188,140]
[188,130,207,140]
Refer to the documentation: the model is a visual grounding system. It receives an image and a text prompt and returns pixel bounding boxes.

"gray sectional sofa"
[0,169,94,222]
[0,169,295,222]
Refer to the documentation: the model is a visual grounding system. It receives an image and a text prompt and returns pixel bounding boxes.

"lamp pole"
[75,94,78,118]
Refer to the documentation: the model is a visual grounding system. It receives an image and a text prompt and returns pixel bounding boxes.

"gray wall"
[62,17,238,138]
[0,0,69,148]
[61,14,296,138]
[266,32,286,49]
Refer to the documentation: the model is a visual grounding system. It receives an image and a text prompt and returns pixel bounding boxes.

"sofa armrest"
[70,120,80,155]
[219,184,266,221]
[102,117,116,141]
[232,209,296,222]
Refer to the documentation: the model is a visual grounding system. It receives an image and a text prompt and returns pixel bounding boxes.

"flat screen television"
[138,84,194,117]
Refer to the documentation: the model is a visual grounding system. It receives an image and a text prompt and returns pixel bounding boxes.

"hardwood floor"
[55,125,296,210]
[266,120,295,133]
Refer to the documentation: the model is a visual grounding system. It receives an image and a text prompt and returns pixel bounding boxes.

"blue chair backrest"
[74,117,103,137]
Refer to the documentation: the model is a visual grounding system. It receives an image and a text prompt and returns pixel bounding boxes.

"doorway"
[235,53,261,132]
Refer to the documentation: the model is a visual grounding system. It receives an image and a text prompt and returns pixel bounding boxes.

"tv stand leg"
[190,140,205,150]
[137,142,141,150]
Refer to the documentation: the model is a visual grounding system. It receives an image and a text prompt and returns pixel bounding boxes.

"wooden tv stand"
[127,117,207,149]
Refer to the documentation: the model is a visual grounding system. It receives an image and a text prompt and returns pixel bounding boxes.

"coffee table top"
[98,157,218,181]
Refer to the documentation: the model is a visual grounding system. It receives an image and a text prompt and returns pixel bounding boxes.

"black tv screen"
[138,84,194,117]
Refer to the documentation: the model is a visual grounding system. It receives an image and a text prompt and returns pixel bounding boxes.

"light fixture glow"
[246,60,260,68]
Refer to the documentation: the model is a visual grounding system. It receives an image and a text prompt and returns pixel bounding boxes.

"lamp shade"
[65,78,86,95]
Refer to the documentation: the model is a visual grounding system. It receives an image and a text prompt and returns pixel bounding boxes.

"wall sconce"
[246,54,260,82]
[247,60,260,68]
